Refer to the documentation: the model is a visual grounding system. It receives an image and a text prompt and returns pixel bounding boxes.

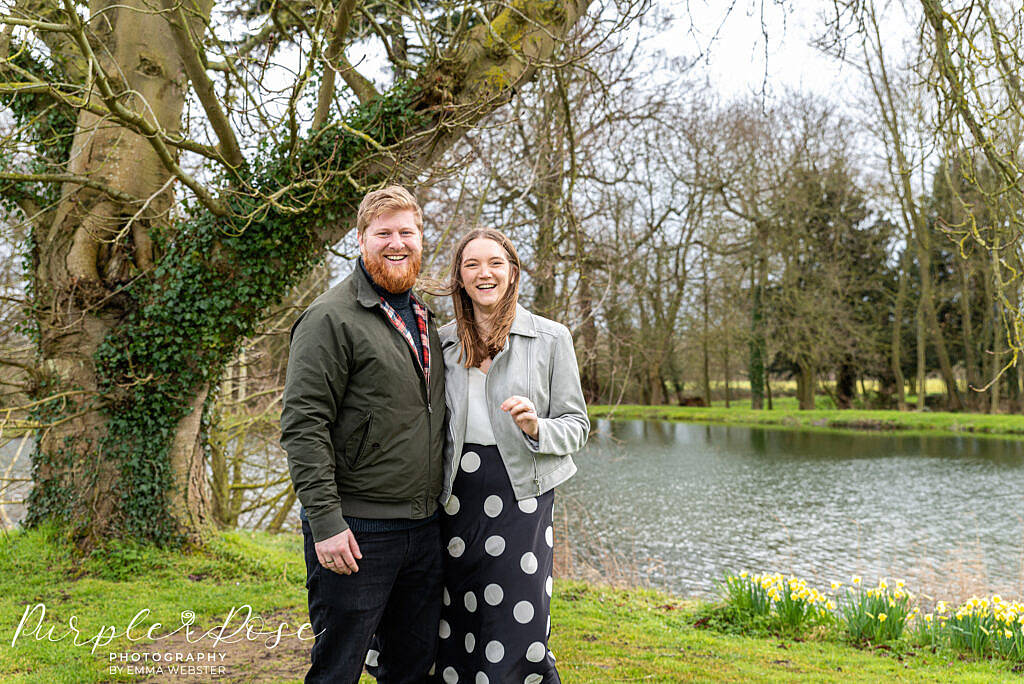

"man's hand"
[315,529,362,575]
[501,395,539,440]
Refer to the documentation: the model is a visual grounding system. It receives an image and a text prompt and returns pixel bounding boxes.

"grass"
[589,400,1024,439]
[1,527,1020,682]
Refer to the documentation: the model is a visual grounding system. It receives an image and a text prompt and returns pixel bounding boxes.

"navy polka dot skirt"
[432,442,559,684]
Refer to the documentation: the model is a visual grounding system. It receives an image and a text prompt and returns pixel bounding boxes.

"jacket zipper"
[379,301,433,512]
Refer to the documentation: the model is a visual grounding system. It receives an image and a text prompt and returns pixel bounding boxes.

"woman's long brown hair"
[448,228,521,368]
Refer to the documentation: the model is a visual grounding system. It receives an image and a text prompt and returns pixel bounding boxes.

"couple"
[281,186,590,684]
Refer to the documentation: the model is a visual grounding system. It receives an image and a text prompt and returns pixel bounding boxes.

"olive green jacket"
[280,267,446,542]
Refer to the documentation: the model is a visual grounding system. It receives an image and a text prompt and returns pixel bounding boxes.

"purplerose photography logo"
[12,602,321,678]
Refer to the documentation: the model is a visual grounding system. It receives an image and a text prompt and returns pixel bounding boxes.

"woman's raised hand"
[501,395,539,439]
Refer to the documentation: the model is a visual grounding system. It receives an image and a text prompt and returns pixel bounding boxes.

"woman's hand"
[501,395,539,439]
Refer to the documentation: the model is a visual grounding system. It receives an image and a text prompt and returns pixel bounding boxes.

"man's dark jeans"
[301,519,442,684]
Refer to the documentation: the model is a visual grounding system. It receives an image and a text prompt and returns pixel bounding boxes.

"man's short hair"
[356,186,423,235]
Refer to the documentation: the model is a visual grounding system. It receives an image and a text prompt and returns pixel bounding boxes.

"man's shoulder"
[291,274,366,332]
[303,273,361,314]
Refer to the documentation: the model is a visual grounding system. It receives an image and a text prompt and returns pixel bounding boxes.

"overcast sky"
[649,1,865,102]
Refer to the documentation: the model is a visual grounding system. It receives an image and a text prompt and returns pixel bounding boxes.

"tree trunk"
[576,267,601,403]
[916,299,927,410]
[836,363,857,409]
[723,344,731,408]
[797,361,815,410]
[891,248,909,410]
[959,259,980,408]
[647,363,664,405]
[748,258,766,409]
[29,0,212,548]
[917,229,963,410]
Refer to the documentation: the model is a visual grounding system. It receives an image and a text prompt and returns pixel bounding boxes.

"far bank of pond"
[562,419,1024,599]
[588,403,1024,440]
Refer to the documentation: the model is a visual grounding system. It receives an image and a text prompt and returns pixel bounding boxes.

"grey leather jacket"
[440,305,590,503]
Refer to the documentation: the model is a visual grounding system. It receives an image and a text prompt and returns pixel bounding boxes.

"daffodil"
[878,613,887,623]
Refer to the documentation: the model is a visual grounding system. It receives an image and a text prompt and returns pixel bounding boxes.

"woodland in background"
[2,0,1024,537]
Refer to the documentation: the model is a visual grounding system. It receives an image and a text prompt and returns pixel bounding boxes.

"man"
[281,186,446,683]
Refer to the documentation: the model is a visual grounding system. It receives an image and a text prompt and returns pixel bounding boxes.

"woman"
[433,228,590,684]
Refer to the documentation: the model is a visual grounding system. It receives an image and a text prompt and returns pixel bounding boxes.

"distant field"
[589,402,1024,439]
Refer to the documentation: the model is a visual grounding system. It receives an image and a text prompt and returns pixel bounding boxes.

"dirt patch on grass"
[127,610,311,683]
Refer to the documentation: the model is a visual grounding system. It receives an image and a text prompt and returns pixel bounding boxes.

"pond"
[558,420,1024,598]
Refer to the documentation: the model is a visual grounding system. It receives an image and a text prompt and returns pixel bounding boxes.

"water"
[559,420,1024,598]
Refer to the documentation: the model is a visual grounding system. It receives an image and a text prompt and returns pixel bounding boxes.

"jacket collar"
[509,303,537,338]
[354,262,382,309]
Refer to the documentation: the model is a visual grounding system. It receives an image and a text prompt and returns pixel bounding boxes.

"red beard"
[364,250,421,293]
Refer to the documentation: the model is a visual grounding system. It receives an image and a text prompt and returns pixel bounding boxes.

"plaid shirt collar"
[377,295,430,384]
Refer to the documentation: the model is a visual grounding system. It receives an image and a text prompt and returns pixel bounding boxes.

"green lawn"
[1,527,1018,682]
[589,402,1024,439]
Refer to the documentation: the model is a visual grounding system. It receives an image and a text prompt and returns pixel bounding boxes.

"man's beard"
[364,251,421,294]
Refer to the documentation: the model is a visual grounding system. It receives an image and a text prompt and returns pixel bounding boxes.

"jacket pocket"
[344,410,374,469]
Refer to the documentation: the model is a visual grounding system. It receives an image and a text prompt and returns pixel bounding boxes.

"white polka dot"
[525,641,545,662]
[475,674,489,684]
[514,600,535,623]
[484,583,504,605]
[443,587,451,605]
[485,535,505,556]
[365,649,379,667]
[464,591,478,612]
[546,615,551,636]
[521,552,538,574]
[485,640,505,663]
[444,495,460,515]
[518,497,538,513]
[525,675,543,684]
[443,666,458,683]
[545,525,553,547]
[465,632,476,653]
[545,576,553,597]
[484,495,503,517]
[448,537,465,558]
[461,451,480,472]
[439,620,451,638]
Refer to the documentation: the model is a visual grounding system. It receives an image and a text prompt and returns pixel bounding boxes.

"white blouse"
[464,367,497,445]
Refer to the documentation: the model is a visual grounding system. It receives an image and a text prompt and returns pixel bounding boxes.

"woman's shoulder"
[438,320,458,345]
[517,306,570,339]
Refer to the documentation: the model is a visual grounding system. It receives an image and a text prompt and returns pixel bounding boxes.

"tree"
[0,0,610,548]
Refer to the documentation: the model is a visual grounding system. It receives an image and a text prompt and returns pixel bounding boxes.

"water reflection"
[559,420,1024,598]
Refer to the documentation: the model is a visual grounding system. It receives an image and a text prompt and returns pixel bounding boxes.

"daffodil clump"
[720,571,834,632]
[719,571,1024,662]
[840,576,914,644]
[938,595,1024,660]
